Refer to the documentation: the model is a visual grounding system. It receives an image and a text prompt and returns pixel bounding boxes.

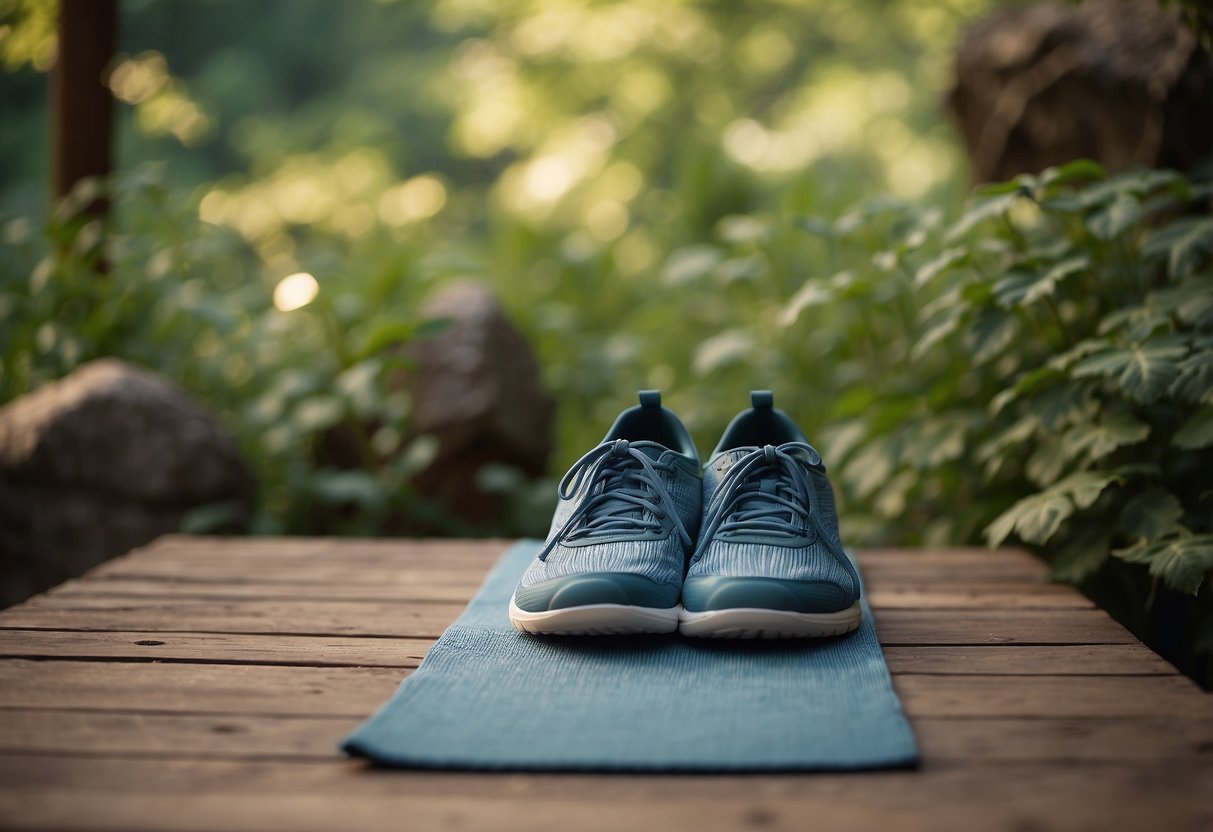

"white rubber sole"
[678,601,863,639]
[509,596,680,636]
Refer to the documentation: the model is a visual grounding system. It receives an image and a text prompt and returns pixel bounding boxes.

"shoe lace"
[539,439,693,561]
[693,442,822,558]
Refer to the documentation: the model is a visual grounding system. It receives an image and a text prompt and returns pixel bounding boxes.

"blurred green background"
[1,0,996,536]
[2,1,1211,680]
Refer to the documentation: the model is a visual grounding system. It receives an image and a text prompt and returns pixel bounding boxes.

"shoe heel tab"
[751,390,773,410]
[639,390,662,409]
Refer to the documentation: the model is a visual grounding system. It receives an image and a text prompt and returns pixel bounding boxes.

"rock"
[405,281,555,526]
[948,0,1213,183]
[0,359,254,607]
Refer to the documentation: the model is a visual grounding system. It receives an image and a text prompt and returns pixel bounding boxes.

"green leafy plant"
[0,168,452,536]
[811,162,1212,682]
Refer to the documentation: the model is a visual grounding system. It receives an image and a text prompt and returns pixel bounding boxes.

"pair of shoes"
[508,390,863,639]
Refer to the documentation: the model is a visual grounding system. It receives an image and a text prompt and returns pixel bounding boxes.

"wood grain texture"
[0,755,1208,832]
[1,535,1211,832]
[3,598,1123,644]
[0,660,404,716]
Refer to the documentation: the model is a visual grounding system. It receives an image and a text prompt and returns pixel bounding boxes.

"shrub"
[0,169,450,536]
[807,162,1213,683]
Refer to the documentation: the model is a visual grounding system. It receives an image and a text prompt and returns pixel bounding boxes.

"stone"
[0,358,254,607]
[405,280,555,526]
[948,0,1213,183]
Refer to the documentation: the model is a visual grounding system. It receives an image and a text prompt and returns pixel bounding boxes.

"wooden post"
[52,0,117,211]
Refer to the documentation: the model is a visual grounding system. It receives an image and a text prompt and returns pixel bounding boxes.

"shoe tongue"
[709,446,760,475]
[622,440,669,462]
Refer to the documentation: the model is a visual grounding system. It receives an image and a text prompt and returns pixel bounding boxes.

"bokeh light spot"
[273,272,319,312]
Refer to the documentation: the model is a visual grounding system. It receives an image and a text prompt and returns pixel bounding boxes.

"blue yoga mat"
[342,540,918,771]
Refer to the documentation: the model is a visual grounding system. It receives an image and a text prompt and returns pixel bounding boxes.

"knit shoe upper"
[513,391,701,613]
[683,391,860,614]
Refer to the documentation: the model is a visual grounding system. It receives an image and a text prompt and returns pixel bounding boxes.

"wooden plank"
[131,537,1041,569]
[882,645,1176,676]
[7,599,1125,645]
[0,606,1135,664]
[115,536,508,564]
[0,640,1198,718]
[103,543,503,572]
[893,674,1209,717]
[865,582,1092,610]
[2,708,1208,765]
[872,608,1137,645]
[0,660,403,717]
[0,604,1132,646]
[89,560,1048,587]
[127,538,1037,569]
[0,616,1135,674]
[0,630,432,668]
[85,562,490,588]
[3,596,468,639]
[914,715,1213,763]
[90,541,1046,584]
[0,755,1208,832]
[47,575,1083,609]
[0,710,357,761]
[44,575,1093,611]
[46,576,483,604]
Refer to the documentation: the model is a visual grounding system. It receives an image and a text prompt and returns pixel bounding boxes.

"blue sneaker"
[509,391,701,635]
[679,391,862,639]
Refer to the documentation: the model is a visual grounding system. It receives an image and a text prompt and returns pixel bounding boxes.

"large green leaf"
[1037,159,1108,190]
[1048,338,1110,372]
[1142,217,1213,281]
[910,308,963,360]
[843,435,900,500]
[1048,531,1112,583]
[903,417,968,468]
[1120,488,1184,540]
[1143,280,1213,329]
[1113,534,1213,595]
[970,309,1019,364]
[985,471,1120,547]
[985,489,1072,548]
[977,415,1038,481]
[1085,194,1142,241]
[946,190,1026,241]
[1169,350,1213,403]
[780,279,835,326]
[989,366,1067,416]
[1174,405,1213,450]
[913,246,968,287]
[1026,433,1067,487]
[1060,412,1150,462]
[1072,335,1189,403]
[993,255,1089,308]
[1097,304,1173,343]
[662,245,721,286]
[692,329,754,376]
[1079,169,1186,209]
[1033,380,1098,432]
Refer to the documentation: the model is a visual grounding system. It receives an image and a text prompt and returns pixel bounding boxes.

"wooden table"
[0,537,1209,831]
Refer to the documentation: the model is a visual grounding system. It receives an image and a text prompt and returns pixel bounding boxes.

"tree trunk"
[52,0,117,213]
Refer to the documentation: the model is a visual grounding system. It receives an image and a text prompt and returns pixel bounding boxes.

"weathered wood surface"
[0,536,1209,832]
